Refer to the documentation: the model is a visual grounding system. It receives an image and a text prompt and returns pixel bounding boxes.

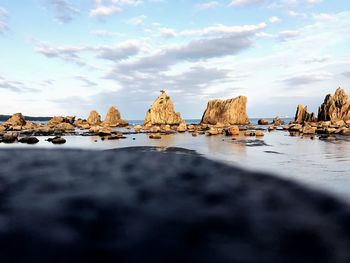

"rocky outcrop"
[294,104,317,124]
[48,116,75,126]
[103,106,128,127]
[87,110,101,126]
[144,92,183,126]
[318,88,350,123]
[201,96,249,126]
[3,113,26,127]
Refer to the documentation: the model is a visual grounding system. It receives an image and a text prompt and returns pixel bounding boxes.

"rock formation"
[103,106,128,127]
[87,110,101,126]
[294,104,317,124]
[201,96,249,125]
[48,116,75,126]
[144,92,183,126]
[3,113,26,127]
[318,88,350,123]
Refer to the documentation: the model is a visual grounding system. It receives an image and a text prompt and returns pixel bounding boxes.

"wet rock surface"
[0,148,349,262]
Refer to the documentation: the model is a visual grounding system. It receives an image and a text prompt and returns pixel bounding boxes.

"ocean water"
[1,118,350,201]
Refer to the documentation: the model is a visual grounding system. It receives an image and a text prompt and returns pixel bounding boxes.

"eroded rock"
[318,88,350,123]
[201,96,249,126]
[144,91,183,126]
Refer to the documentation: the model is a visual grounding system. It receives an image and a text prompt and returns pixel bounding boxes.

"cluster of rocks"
[0,105,130,143]
[2,88,350,144]
[282,88,350,139]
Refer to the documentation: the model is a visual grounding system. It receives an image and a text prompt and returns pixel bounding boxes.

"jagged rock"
[87,110,101,126]
[103,106,128,127]
[23,121,37,130]
[144,92,183,126]
[273,116,283,126]
[201,96,249,126]
[258,119,269,125]
[318,88,350,123]
[89,126,101,134]
[289,124,303,132]
[48,116,75,126]
[4,113,26,127]
[225,126,240,136]
[19,137,39,144]
[295,105,316,124]
[177,123,187,133]
[55,123,75,131]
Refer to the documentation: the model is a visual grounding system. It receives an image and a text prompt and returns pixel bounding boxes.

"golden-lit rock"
[201,96,249,126]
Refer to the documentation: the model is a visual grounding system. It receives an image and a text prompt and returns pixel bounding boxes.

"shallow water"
[1,128,350,201]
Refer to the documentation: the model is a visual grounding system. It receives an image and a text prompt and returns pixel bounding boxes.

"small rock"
[134,125,143,132]
[225,126,240,136]
[177,123,187,133]
[258,119,269,125]
[302,126,316,135]
[255,131,264,137]
[2,132,18,143]
[51,137,66,144]
[19,137,39,144]
[149,134,161,139]
[244,131,255,136]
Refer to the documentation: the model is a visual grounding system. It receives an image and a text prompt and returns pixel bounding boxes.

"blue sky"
[0,0,350,119]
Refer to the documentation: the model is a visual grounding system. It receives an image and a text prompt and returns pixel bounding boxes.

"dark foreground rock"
[0,148,349,263]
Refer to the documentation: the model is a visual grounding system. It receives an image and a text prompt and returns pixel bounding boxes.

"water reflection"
[1,131,350,200]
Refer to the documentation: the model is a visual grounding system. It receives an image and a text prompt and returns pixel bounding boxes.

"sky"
[0,0,350,119]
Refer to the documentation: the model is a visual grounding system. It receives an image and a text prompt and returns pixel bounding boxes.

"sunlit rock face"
[87,110,101,126]
[103,106,128,127]
[318,88,350,123]
[3,113,26,126]
[144,91,183,126]
[201,96,249,126]
[294,104,317,124]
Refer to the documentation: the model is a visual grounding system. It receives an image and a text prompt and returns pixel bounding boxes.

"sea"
[1,118,350,202]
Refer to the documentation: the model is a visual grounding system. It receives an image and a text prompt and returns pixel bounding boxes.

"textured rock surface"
[294,104,317,124]
[144,92,183,125]
[87,110,101,126]
[201,96,249,125]
[318,88,350,122]
[48,116,75,126]
[103,106,128,127]
[3,113,26,126]
[0,148,350,263]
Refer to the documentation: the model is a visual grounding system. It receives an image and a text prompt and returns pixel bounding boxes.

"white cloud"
[196,1,220,10]
[159,27,177,38]
[180,22,266,37]
[0,6,9,33]
[228,0,265,7]
[269,16,281,24]
[46,0,79,23]
[90,5,122,17]
[127,15,147,26]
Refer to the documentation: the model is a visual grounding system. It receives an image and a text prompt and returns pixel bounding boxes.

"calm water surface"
[1,118,350,201]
